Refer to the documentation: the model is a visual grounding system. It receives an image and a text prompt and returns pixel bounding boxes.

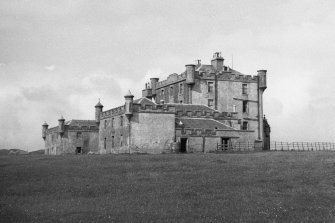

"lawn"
[1,152,335,222]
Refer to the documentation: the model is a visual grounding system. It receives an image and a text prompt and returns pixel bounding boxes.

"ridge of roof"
[64,120,96,126]
[165,103,218,112]
[176,117,235,130]
[133,97,156,105]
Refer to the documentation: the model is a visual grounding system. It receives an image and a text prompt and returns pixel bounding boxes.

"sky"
[0,0,335,151]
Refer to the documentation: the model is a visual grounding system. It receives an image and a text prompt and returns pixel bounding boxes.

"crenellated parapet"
[199,72,259,82]
[132,103,176,113]
[68,125,99,132]
[175,109,238,120]
[100,105,125,119]
[46,126,58,134]
[156,73,186,88]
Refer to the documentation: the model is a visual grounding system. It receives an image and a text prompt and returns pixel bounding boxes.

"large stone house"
[42,52,270,155]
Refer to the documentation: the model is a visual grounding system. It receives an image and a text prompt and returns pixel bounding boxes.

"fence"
[270,141,335,151]
[216,141,258,152]
[216,141,335,152]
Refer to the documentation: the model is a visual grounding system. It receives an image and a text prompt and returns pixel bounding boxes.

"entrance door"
[180,138,188,153]
[221,138,230,150]
[76,147,82,154]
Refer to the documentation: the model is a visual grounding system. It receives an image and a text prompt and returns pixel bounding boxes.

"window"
[208,82,214,93]
[104,138,106,149]
[180,100,183,104]
[111,118,114,128]
[104,120,107,129]
[120,135,123,146]
[242,121,248,130]
[208,99,214,108]
[233,105,236,112]
[179,83,184,94]
[161,89,164,97]
[170,86,174,96]
[76,132,82,138]
[242,84,248,95]
[112,136,114,148]
[120,116,123,126]
[243,101,248,113]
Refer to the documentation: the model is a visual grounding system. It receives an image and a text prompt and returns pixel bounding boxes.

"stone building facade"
[42,52,270,154]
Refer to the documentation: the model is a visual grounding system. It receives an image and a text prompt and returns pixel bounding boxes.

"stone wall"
[156,80,188,104]
[130,112,175,154]
[44,126,99,155]
[99,114,129,154]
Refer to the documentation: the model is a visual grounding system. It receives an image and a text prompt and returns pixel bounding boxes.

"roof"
[166,103,216,112]
[176,117,234,130]
[124,90,134,98]
[64,120,97,126]
[95,100,103,107]
[196,64,245,75]
[133,97,156,106]
[196,64,215,73]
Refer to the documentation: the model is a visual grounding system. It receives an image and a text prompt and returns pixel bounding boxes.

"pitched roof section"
[166,103,216,112]
[176,117,234,130]
[124,90,134,98]
[95,99,103,108]
[133,97,156,106]
[196,64,215,73]
[196,64,245,75]
[64,120,97,126]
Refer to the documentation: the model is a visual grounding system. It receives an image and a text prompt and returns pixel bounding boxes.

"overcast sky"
[0,0,334,151]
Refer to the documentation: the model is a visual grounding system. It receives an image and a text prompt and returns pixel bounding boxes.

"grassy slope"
[1,152,335,222]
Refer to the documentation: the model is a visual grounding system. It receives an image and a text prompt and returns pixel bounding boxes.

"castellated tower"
[257,70,267,141]
[211,52,224,71]
[124,90,134,119]
[95,99,104,125]
[58,115,65,137]
[42,121,48,140]
[185,64,195,85]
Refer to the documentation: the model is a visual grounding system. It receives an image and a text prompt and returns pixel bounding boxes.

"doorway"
[221,138,230,150]
[76,147,82,154]
[180,138,188,153]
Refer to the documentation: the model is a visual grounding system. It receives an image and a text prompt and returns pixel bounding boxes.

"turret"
[257,70,267,90]
[185,64,196,85]
[42,121,48,140]
[142,82,152,99]
[95,99,104,124]
[58,115,65,136]
[150,78,159,96]
[124,90,134,119]
[211,52,224,71]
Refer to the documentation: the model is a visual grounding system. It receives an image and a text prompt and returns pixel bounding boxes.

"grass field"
[1,152,335,222]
